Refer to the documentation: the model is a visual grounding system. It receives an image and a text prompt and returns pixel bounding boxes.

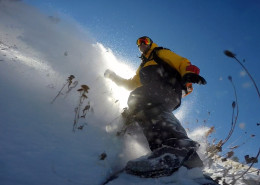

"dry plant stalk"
[206,51,260,184]
[81,102,91,118]
[224,50,260,99]
[51,75,77,104]
[221,76,239,147]
[73,85,90,132]
[232,148,260,184]
[205,126,215,138]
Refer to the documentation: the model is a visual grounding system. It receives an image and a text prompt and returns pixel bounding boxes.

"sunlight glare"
[96,43,136,108]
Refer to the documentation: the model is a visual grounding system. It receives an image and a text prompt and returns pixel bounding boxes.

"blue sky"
[22,0,260,165]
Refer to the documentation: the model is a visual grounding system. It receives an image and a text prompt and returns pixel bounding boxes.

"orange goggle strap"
[183,83,193,97]
[136,37,152,46]
[186,83,193,92]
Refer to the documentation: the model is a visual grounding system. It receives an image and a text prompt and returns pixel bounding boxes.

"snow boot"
[125,152,181,178]
[125,146,200,178]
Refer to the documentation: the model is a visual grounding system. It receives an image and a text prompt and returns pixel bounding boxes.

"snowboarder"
[104,36,207,177]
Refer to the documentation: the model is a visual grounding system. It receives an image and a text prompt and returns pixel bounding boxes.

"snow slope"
[0,1,259,185]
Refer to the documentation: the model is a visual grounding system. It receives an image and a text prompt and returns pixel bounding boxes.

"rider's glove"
[182,73,207,85]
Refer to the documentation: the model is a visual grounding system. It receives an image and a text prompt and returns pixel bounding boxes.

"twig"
[233,148,260,182]
[73,85,90,132]
[222,76,239,146]
[51,82,68,104]
[66,80,78,95]
[51,75,76,104]
[224,50,260,99]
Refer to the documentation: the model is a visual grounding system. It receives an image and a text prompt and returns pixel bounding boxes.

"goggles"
[136,37,152,46]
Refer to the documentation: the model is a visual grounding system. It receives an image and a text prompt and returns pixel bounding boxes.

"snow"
[0,1,259,185]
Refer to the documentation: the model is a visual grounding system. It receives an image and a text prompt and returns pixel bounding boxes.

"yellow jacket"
[113,43,194,92]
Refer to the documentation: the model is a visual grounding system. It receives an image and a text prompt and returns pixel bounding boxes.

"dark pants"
[140,112,197,151]
[127,81,196,151]
[126,81,203,168]
[127,81,181,114]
